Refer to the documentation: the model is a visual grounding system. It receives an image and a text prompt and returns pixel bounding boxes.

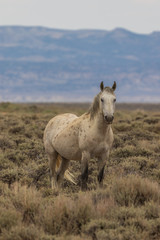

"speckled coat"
[44,81,116,189]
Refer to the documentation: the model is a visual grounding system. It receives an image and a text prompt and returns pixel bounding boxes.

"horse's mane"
[87,87,114,120]
[87,93,100,119]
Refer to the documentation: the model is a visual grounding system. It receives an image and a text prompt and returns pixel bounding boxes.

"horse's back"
[44,113,78,152]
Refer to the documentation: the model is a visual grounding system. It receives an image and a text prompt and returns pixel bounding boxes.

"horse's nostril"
[104,115,114,123]
[105,116,108,121]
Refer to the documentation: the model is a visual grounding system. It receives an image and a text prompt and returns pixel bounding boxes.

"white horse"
[44,81,116,190]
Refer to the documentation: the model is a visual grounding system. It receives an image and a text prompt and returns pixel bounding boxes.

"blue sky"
[0,0,160,33]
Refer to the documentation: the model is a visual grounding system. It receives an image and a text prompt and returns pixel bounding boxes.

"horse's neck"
[91,112,110,134]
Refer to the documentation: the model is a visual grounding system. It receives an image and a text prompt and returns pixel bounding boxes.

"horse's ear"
[100,81,104,91]
[112,81,116,91]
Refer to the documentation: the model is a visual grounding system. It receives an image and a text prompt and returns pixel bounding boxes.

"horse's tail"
[56,155,77,185]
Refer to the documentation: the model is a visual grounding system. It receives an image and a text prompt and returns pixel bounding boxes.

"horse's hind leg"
[47,150,58,189]
[56,156,70,188]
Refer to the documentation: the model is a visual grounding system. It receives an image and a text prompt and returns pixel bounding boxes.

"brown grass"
[0,103,160,239]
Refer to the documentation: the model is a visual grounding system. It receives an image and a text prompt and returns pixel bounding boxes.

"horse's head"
[99,81,116,124]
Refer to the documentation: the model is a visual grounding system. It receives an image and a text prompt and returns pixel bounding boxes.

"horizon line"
[0,24,158,35]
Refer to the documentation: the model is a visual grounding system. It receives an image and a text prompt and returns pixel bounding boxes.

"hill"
[0,26,160,102]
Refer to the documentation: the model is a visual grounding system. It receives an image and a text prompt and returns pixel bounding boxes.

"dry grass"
[112,175,160,206]
[0,103,160,239]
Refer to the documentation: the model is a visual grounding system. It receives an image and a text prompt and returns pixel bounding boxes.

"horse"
[43,81,116,190]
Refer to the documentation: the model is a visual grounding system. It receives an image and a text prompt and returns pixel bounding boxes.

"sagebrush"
[0,103,160,240]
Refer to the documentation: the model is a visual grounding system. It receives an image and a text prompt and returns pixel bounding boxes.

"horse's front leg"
[81,151,90,191]
[97,151,109,187]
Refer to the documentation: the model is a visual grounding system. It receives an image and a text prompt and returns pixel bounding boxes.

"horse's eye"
[114,99,116,102]
[101,98,104,103]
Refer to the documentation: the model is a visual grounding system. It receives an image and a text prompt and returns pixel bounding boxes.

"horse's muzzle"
[104,115,114,124]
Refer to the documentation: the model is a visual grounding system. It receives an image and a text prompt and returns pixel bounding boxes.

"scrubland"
[0,102,160,240]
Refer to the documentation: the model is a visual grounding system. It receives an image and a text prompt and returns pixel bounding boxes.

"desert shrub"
[147,219,160,240]
[10,184,41,224]
[114,122,132,132]
[13,137,25,146]
[121,159,140,174]
[0,225,49,240]
[135,157,148,170]
[144,117,159,124]
[113,135,124,148]
[84,206,153,240]
[27,163,48,187]
[91,188,111,204]
[9,126,25,135]
[132,128,155,140]
[114,206,138,224]
[55,235,87,240]
[0,103,160,239]
[113,145,152,158]
[145,122,160,134]
[0,207,20,233]
[84,218,145,240]
[18,140,44,160]
[145,201,160,219]
[0,102,11,110]
[83,205,158,240]
[113,206,149,234]
[0,136,15,150]
[112,175,160,206]
[113,145,135,158]
[154,140,160,153]
[0,168,21,186]
[95,228,142,240]
[0,182,11,198]
[0,154,15,171]
[91,189,115,218]
[84,219,108,240]
[120,156,157,176]
[154,169,160,181]
[40,193,93,235]
[6,151,27,165]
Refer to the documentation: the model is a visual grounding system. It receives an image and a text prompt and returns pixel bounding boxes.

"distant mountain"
[0,26,160,102]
